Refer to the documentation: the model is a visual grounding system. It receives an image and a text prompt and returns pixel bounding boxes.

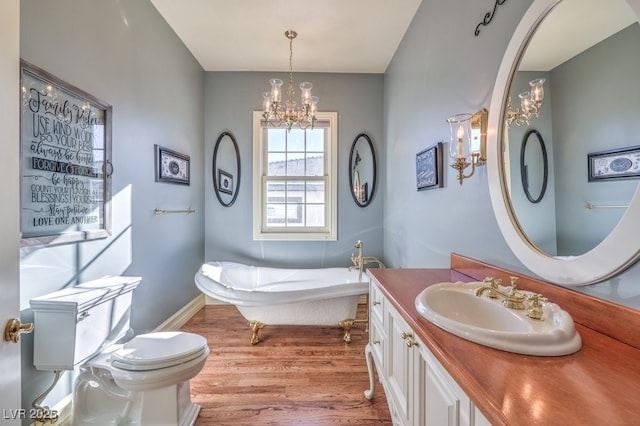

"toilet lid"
[110,332,208,371]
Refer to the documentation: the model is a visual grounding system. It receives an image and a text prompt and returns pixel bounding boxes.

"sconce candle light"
[506,78,546,126]
[448,109,487,185]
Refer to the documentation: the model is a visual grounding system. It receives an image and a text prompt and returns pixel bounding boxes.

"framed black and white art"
[155,145,190,185]
[217,169,233,195]
[588,145,640,181]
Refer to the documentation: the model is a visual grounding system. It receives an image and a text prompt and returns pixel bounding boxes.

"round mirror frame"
[348,133,377,207]
[487,0,640,285]
[212,131,240,207]
[520,129,548,204]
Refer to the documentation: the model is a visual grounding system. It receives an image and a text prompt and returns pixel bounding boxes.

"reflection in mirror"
[505,0,640,256]
[349,133,377,207]
[213,131,240,207]
[520,129,548,205]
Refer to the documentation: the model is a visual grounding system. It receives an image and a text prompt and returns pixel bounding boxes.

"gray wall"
[383,0,526,268]
[204,72,384,267]
[20,0,205,413]
[550,24,640,255]
[383,0,640,309]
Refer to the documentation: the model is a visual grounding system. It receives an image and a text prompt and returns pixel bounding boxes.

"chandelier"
[262,30,319,131]
[505,78,545,127]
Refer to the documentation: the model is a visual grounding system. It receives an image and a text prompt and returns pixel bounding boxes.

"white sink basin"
[415,282,582,356]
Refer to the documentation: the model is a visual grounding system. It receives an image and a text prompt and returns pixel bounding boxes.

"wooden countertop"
[367,264,640,426]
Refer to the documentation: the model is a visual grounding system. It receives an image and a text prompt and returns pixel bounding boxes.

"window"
[253,111,337,240]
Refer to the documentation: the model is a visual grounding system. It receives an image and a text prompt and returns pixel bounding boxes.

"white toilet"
[30,276,209,426]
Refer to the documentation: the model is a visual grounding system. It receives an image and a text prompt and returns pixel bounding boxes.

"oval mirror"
[349,133,377,207]
[212,131,240,207]
[488,0,640,285]
[520,129,548,204]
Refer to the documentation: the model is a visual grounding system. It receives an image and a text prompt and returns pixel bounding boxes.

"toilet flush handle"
[4,318,34,343]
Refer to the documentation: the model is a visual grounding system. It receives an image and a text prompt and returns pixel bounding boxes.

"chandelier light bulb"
[262,92,272,111]
[529,78,545,103]
[300,82,313,105]
[270,78,283,104]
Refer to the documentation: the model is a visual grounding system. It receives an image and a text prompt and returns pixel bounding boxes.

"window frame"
[252,111,338,241]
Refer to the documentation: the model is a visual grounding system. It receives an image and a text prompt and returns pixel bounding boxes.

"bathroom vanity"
[365,254,640,426]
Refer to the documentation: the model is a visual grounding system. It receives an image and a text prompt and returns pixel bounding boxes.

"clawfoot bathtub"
[194,261,369,344]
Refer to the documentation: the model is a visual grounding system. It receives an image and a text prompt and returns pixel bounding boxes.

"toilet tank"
[29,276,141,371]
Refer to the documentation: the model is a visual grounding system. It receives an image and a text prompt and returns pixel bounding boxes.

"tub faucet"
[349,240,386,281]
[349,240,365,281]
[361,256,386,269]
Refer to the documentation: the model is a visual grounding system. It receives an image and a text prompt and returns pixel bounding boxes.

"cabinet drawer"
[370,282,385,325]
[369,316,386,368]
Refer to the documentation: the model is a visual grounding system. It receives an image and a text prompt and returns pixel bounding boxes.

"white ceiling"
[150,0,637,74]
[520,0,637,71]
[150,0,423,73]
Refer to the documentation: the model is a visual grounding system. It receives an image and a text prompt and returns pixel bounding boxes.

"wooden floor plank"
[180,304,392,425]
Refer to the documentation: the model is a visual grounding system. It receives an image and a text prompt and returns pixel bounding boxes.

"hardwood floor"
[179,304,392,425]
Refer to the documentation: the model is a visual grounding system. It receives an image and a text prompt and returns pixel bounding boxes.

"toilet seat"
[110,331,208,371]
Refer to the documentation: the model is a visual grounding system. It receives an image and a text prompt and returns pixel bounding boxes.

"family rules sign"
[20,61,112,245]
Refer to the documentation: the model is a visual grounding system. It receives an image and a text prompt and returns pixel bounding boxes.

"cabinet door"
[472,406,491,426]
[387,305,417,425]
[420,346,476,426]
[424,355,460,426]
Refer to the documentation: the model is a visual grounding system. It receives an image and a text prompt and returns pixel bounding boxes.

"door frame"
[0,0,23,421]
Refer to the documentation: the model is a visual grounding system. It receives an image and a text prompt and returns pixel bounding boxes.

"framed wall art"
[155,145,190,185]
[416,142,444,190]
[20,60,113,246]
[217,169,233,195]
[588,145,640,181]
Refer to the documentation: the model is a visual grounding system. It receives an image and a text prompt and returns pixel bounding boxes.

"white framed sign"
[20,60,112,246]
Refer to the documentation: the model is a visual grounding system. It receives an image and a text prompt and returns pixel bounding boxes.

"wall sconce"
[506,78,545,126]
[447,108,487,185]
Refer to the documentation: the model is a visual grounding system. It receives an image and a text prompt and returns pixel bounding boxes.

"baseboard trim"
[42,295,205,426]
[154,294,206,332]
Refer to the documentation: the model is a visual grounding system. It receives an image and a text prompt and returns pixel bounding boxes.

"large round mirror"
[488,0,640,285]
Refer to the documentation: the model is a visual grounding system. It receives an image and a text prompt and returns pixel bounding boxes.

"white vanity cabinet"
[365,281,490,426]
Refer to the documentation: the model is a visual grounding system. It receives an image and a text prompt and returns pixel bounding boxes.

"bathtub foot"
[339,319,355,343]
[249,320,265,345]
